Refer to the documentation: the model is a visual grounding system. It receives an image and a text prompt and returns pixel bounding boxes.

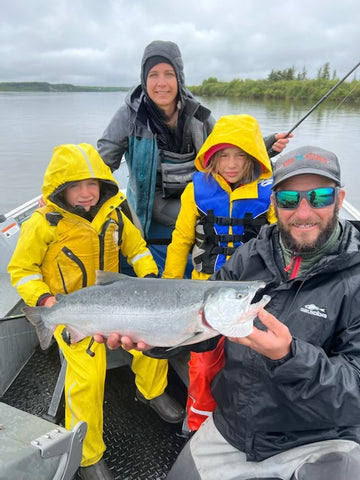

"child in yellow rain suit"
[163,114,277,433]
[8,143,183,480]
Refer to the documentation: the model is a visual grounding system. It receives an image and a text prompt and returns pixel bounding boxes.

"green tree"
[317,62,331,80]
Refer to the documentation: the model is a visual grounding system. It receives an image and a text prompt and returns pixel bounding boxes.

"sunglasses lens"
[275,191,300,209]
[275,188,337,209]
[310,188,335,207]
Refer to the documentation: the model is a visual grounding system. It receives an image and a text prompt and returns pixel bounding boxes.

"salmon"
[22,271,270,350]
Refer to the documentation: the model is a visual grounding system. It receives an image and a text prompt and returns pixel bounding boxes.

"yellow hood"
[42,143,119,209]
[195,114,272,180]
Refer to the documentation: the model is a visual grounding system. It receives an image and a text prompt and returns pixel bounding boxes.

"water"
[1,91,360,214]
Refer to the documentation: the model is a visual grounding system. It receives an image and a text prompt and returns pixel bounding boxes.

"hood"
[42,143,119,211]
[195,114,273,181]
[140,40,187,103]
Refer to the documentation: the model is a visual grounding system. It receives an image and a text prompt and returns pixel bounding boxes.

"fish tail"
[22,305,54,350]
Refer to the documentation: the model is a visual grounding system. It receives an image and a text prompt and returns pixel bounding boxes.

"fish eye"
[236,293,244,299]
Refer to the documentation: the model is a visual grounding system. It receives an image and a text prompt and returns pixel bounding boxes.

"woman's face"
[146,63,178,114]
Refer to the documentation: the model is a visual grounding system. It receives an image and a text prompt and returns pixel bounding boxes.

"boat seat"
[0,401,86,480]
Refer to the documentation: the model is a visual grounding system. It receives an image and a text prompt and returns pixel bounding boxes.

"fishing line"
[333,82,360,110]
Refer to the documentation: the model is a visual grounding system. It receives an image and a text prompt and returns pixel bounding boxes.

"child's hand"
[44,296,57,307]
[38,195,46,207]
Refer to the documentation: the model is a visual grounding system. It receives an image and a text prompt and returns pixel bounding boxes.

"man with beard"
[162,145,360,479]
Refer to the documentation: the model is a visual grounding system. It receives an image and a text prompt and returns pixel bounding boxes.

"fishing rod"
[0,313,26,322]
[285,61,360,136]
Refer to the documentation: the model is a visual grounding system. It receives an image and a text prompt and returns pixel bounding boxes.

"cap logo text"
[282,153,328,168]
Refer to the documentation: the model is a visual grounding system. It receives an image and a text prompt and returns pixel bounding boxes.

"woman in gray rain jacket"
[98,40,215,239]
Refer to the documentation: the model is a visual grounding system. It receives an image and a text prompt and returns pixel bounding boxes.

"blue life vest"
[192,172,273,274]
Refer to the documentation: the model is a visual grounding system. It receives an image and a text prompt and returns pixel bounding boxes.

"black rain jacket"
[210,220,360,461]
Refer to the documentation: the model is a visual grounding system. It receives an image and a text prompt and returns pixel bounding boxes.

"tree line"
[0,82,128,92]
[188,63,360,105]
[1,64,359,105]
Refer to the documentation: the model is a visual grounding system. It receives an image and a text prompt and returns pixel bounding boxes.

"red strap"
[284,255,302,279]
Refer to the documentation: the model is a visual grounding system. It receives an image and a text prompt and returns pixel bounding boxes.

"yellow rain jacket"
[8,143,166,467]
[9,143,157,304]
[163,114,277,280]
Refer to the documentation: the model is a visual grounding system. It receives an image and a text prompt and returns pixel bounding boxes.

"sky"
[1,0,360,88]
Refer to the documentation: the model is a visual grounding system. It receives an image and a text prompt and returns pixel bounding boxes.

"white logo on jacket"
[300,304,328,318]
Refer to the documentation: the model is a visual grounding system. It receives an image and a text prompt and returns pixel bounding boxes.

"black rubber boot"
[136,389,185,423]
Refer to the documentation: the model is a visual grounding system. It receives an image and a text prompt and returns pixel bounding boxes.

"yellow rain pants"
[130,349,168,399]
[55,327,168,466]
[54,327,107,467]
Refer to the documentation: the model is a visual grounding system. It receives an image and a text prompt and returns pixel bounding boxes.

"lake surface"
[1,91,360,213]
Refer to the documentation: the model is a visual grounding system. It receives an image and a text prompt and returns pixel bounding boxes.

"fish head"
[203,281,270,338]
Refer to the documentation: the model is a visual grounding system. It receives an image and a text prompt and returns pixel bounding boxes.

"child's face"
[217,147,249,184]
[64,179,100,211]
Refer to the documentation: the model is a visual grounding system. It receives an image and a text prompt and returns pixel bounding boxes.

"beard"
[276,202,340,253]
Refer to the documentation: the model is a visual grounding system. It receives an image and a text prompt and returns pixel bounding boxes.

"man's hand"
[229,308,292,360]
[93,333,150,351]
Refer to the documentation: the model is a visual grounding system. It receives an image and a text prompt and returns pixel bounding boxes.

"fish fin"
[166,331,209,351]
[143,345,190,359]
[66,326,87,344]
[22,305,55,350]
[95,270,132,285]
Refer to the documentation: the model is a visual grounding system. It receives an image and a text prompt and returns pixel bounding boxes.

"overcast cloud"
[1,0,360,87]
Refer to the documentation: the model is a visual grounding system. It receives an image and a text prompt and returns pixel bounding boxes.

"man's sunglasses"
[274,187,339,210]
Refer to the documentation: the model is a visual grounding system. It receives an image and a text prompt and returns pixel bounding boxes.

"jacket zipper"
[59,247,87,291]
